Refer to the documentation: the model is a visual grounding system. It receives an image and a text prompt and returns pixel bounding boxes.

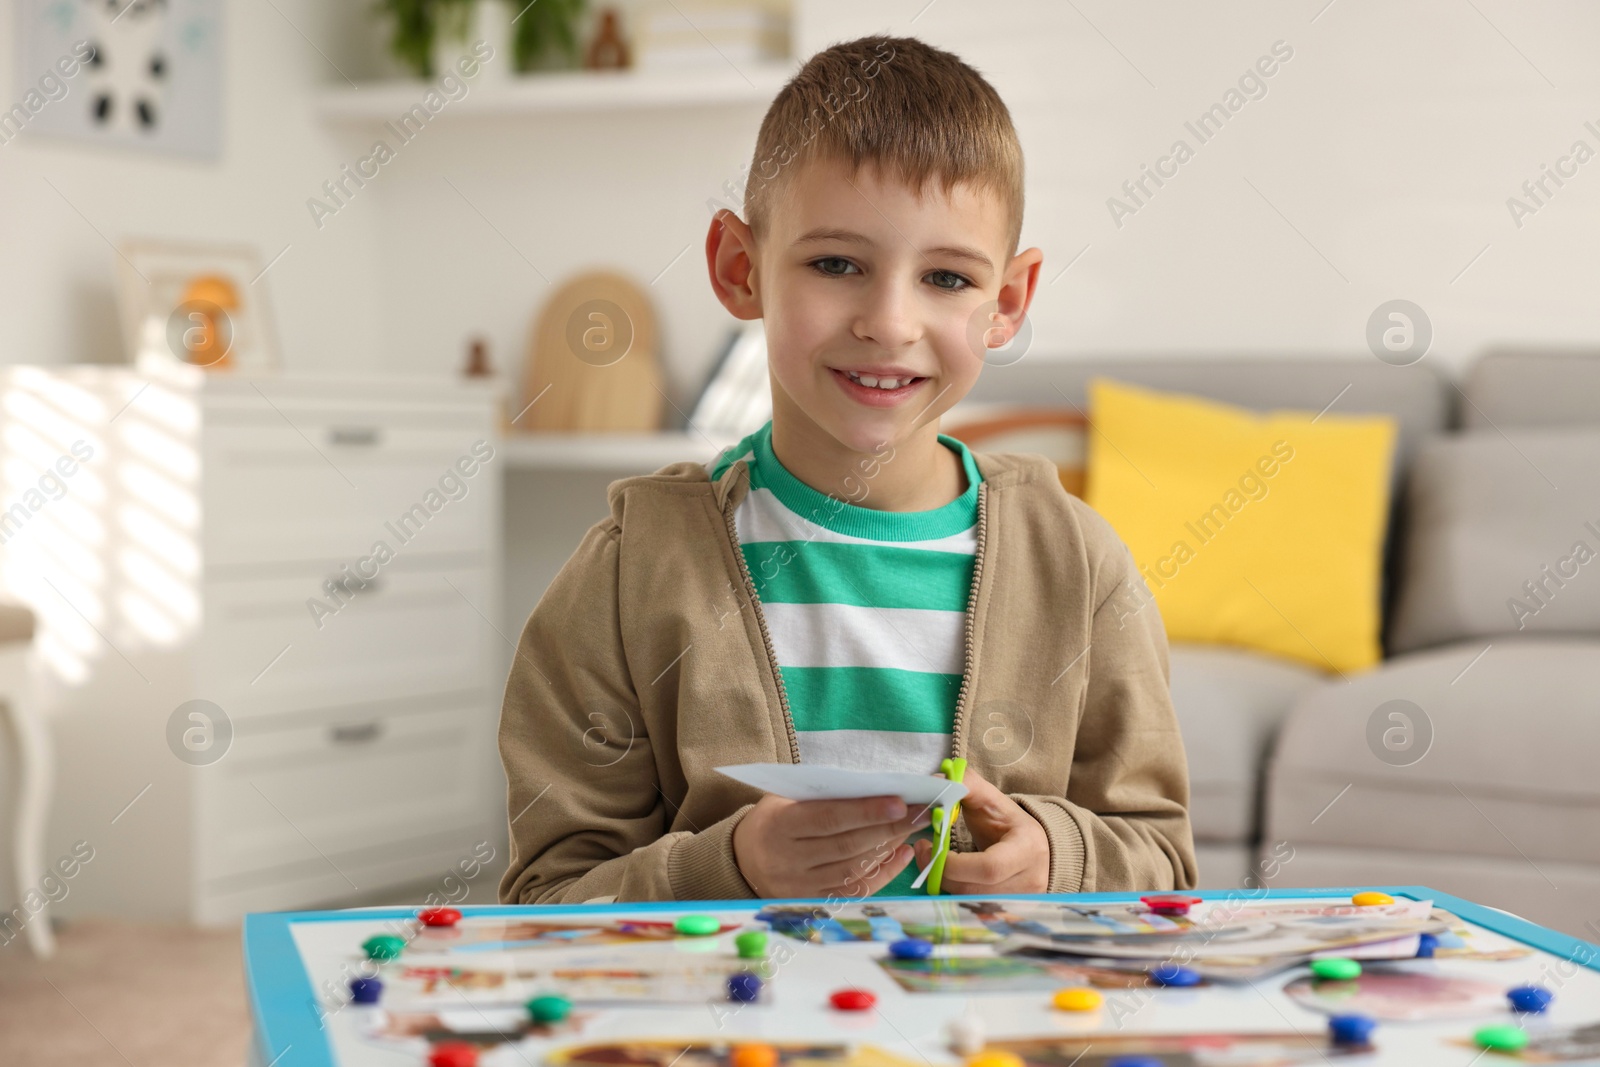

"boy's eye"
[808,258,973,293]
[926,270,972,292]
[809,256,859,277]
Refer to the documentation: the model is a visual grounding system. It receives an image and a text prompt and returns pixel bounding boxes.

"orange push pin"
[731,1045,778,1067]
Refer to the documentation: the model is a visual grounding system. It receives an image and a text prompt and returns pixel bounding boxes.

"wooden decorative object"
[585,7,632,70]
[516,270,663,433]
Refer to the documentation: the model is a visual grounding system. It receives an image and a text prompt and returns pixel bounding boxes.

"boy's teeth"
[845,371,912,390]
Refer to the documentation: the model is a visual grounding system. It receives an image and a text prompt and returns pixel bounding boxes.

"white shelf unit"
[0,364,507,925]
[316,61,797,122]
[499,430,737,472]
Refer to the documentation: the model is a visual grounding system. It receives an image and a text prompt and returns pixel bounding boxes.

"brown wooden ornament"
[516,270,663,432]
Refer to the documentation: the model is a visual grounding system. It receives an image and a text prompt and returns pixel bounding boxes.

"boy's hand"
[733,793,930,899]
[913,767,1049,893]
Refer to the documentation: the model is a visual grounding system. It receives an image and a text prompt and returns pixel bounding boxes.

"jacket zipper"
[949,480,989,762]
[722,463,802,763]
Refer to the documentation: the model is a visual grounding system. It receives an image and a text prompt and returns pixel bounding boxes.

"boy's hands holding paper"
[721,762,1047,897]
[731,792,930,898]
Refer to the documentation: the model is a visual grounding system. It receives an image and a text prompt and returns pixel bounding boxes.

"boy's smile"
[708,155,1043,511]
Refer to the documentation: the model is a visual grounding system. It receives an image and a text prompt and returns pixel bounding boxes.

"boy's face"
[708,155,1042,456]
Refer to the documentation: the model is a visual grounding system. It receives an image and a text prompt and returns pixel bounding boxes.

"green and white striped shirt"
[707,419,984,896]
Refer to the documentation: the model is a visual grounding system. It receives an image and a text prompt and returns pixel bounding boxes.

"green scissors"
[924,757,967,895]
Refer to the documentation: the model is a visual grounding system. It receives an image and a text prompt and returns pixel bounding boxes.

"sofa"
[946,350,1599,940]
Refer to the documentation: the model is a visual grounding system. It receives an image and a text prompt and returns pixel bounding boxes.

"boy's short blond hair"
[743,34,1025,258]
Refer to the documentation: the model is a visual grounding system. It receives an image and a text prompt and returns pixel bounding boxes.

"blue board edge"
[244,885,1600,1067]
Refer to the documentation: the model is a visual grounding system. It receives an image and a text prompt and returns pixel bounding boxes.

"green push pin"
[735,930,768,959]
[527,994,572,1024]
[1310,958,1361,981]
[1473,1024,1527,1052]
[674,914,720,937]
[362,934,405,961]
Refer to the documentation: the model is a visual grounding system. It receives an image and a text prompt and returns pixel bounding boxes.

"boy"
[499,35,1196,904]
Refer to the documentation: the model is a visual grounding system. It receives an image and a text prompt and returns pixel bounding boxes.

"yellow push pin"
[1052,987,1103,1012]
[1351,891,1394,907]
[966,1053,1024,1067]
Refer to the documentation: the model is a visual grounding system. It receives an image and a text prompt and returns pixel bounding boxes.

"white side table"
[0,606,52,957]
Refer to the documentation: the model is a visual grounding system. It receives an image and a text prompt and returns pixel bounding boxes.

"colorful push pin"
[526,994,572,1025]
[1148,963,1201,987]
[1473,1025,1528,1052]
[1508,985,1554,1013]
[429,1043,479,1067]
[727,972,763,1003]
[1415,933,1438,958]
[1310,958,1362,981]
[830,988,876,1011]
[1105,1059,1164,1067]
[1351,891,1394,907]
[948,1016,984,1056]
[1052,987,1103,1011]
[965,1052,1023,1067]
[418,907,462,927]
[362,934,405,961]
[731,1044,779,1067]
[1328,1013,1377,1047]
[675,914,720,937]
[735,930,769,959]
[890,938,933,960]
[1140,894,1201,916]
[348,976,384,1004]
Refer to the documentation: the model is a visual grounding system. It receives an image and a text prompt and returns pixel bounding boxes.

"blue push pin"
[727,971,763,1003]
[1328,1013,1377,1047]
[889,938,933,960]
[1105,1057,1165,1067]
[349,976,383,1004]
[1414,932,1438,958]
[1148,963,1201,987]
[1508,985,1553,1013]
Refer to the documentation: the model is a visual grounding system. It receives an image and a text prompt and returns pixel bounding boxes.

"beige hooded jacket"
[498,446,1197,904]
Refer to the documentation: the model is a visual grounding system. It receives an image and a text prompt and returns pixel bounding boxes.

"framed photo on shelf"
[113,238,280,372]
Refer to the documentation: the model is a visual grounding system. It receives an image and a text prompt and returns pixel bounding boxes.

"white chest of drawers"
[0,363,507,924]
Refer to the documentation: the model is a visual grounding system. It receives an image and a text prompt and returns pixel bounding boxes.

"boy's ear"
[991,246,1044,345]
[705,209,764,321]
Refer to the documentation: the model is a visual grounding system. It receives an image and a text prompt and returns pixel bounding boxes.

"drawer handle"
[329,722,384,745]
[328,426,381,447]
[329,574,383,595]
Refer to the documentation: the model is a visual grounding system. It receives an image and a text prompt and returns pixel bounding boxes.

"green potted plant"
[375,0,588,79]
[507,0,587,73]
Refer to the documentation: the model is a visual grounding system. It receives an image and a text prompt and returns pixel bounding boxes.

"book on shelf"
[688,320,772,439]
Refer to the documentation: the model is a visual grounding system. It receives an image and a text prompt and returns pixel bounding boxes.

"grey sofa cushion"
[961,356,1447,469]
[1389,429,1600,654]
[1168,643,1323,843]
[1462,349,1600,430]
[1264,637,1600,867]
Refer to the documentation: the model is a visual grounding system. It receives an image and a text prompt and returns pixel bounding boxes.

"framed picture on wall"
[10,0,223,158]
[113,238,281,372]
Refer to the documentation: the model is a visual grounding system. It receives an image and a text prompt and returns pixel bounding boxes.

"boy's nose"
[853,294,921,351]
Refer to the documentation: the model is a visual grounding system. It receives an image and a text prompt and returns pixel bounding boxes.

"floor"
[0,917,249,1066]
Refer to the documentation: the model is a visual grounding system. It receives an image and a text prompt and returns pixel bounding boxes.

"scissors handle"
[926,759,968,895]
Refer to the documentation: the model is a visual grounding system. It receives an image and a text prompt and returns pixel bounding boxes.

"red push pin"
[830,989,876,1011]
[418,907,463,927]
[430,1042,479,1067]
[1140,894,1202,916]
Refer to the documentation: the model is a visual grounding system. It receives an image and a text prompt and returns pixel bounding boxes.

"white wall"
[355,0,1600,396]
[5,0,1597,395]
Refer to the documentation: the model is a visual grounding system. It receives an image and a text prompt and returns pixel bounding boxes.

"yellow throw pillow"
[1084,377,1397,673]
